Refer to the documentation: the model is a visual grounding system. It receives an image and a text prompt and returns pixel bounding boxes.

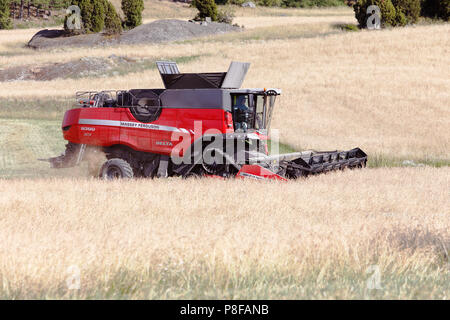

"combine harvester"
[45,61,367,180]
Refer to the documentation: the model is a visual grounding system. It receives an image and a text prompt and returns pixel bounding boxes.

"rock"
[108,54,133,64]
[30,67,43,74]
[27,19,241,49]
[29,29,65,40]
[0,57,113,82]
[242,1,256,8]
[120,19,241,45]
[402,160,417,167]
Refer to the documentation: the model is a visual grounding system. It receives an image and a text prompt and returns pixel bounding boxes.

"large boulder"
[27,19,241,49]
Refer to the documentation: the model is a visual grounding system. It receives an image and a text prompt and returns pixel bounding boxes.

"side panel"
[119,108,229,155]
[63,107,121,146]
[119,108,177,154]
[176,109,227,134]
[175,108,229,157]
[62,107,231,155]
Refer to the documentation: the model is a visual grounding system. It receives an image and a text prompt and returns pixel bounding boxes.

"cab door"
[231,94,252,131]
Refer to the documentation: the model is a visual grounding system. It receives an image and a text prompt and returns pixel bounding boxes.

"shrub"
[282,0,345,7]
[217,6,235,24]
[421,0,450,21]
[90,0,106,32]
[122,0,144,29]
[0,0,12,30]
[217,0,246,4]
[442,0,450,21]
[392,0,421,24]
[67,0,106,33]
[192,0,218,21]
[395,9,407,25]
[257,0,281,6]
[104,0,122,34]
[353,0,397,28]
[340,23,359,31]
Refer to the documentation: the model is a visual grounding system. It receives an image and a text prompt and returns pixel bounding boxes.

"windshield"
[253,94,276,131]
[254,95,265,129]
[232,93,277,132]
[265,94,276,130]
[232,95,251,132]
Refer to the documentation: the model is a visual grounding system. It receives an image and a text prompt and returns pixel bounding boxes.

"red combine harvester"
[46,61,367,180]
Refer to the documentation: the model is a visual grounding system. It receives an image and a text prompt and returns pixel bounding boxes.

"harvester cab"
[231,89,278,133]
[44,61,367,180]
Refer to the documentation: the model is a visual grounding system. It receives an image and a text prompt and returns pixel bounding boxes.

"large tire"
[201,147,227,175]
[100,158,134,180]
[183,165,206,179]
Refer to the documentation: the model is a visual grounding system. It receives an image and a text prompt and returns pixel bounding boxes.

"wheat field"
[0,5,449,299]
[0,168,448,299]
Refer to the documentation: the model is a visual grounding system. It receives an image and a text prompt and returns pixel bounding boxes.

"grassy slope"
[0,119,65,178]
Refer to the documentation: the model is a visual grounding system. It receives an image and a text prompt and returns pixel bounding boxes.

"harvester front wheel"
[100,158,134,180]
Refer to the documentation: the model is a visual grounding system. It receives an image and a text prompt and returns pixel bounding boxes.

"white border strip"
[78,118,184,133]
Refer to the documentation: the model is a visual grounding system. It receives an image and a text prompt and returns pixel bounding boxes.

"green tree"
[121,0,144,29]
[353,0,397,28]
[257,0,281,6]
[192,0,218,21]
[68,0,105,33]
[441,0,450,21]
[104,0,122,34]
[0,0,12,29]
[421,0,450,21]
[391,0,421,24]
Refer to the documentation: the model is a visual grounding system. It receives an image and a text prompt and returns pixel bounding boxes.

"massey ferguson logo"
[239,172,264,180]
[120,121,159,130]
[156,141,173,146]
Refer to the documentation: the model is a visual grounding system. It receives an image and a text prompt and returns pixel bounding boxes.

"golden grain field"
[0,168,448,299]
[0,5,449,299]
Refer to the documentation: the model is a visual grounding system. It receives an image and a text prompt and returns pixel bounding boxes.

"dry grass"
[0,119,67,178]
[0,167,448,299]
[111,0,352,21]
[231,5,352,17]
[234,15,354,29]
[110,0,196,21]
